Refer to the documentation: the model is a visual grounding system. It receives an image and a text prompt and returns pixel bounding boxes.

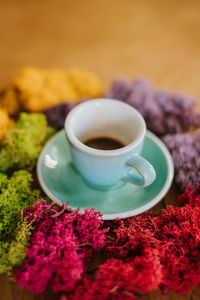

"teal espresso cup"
[64,99,156,189]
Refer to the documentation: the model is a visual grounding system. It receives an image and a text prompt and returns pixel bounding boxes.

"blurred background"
[1,0,200,99]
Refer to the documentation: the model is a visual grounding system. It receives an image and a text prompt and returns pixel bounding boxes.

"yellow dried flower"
[14,67,104,112]
[0,88,20,116]
[67,68,104,98]
[0,109,14,141]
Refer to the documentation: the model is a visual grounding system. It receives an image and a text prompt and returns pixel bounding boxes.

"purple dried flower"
[105,78,133,102]
[105,78,199,136]
[155,90,197,133]
[163,130,200,191]
[155,90,195,114]
[44,102,76,129]
[126,78,158,118]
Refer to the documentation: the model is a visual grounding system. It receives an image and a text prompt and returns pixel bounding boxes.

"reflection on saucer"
[44,154,57,169]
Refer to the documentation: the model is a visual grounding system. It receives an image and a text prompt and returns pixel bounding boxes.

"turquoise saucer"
[37,130,174,220]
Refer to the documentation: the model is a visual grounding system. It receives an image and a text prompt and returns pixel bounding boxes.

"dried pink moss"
[64,255,162,300]
[157,204,200,293]
[178,183,200,206]
[13,187,200,297]
[14,200,107,293]
[105,186,200,294]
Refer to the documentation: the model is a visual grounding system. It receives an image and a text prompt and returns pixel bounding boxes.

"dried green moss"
[0,112,55,172]
[0,170,40,243]
[0,170,41,275]
[0,113,55,276]
[0,217,33,276]
[0,173,8,192]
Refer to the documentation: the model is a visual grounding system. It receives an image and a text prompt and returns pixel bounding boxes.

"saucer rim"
[37,130,174,220]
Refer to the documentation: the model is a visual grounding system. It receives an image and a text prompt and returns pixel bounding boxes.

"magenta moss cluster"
[14,200,107,293]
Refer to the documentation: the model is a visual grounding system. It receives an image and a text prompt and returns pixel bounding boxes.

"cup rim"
[64,98,146,157]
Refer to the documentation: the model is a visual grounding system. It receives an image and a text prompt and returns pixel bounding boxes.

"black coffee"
[83,136,125,150]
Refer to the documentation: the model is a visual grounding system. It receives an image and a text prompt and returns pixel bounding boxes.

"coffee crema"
[83,136,125,150]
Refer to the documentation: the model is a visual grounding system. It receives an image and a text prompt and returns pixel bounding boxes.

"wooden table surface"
[0,0,200,299]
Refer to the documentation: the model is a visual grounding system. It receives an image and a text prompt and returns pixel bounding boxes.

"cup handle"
[123,154,156,187]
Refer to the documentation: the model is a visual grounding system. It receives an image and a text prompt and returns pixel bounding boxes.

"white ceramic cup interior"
[65,98,145,153]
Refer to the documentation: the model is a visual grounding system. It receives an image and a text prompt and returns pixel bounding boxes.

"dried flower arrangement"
[0,68,199,300]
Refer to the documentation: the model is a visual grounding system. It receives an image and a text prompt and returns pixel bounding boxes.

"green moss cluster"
[0,173,8,191]
[0,113,55,275]
[0,170,40,275]
[0,217,33,276]
[0,112,55,172]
